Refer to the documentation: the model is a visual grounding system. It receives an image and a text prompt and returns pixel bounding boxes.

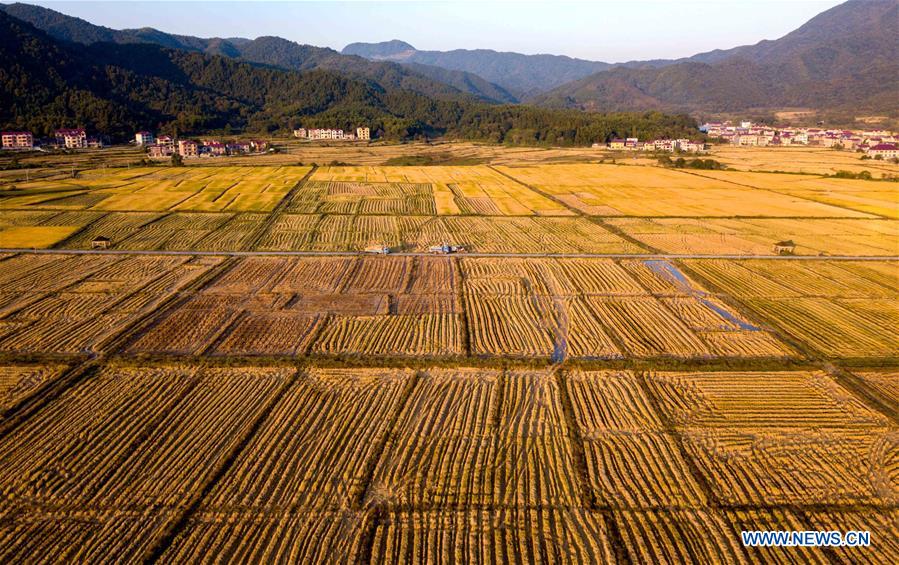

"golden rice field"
[0,166,311,212]
[0,226,80,248]
[0,153,897,562]
[689,169,899,219]
[4,253,895,362]
[607,217,898,256]
[685,259,899,358]
[709,146,899,179]
[0,365,893,562]
[495,163,879,217]
[311,165,573,216]
[40,254,789,361]
[2,161,896,256]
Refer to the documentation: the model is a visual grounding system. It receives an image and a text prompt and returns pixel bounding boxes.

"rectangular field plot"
[646,371,897,506]
[687,259,899,357]
[202,368,410,512]
[311,165,574,216]
[583,433,707,509]
[46,211,163,249]
[0,255,219,354]
[370,510,615,563]
[256,214,638,253]
[680,428,897,506]
[0,509,176,564]
[0,226,80,248]
[128,256,464,357]
[255,213,321,250]
[114,212,267,251]
[287,179,436,215]
[313,314,461,356]
[8,166,310,214]
[461,257,789,359]
[162,511,366,563]
[588,297,712,358]
[0,364,68,412]
[647,371,890,428]
[692,169,899,219]
[0,365,291,510]
[368,369,581,508]
[607,217,898,256]
[496,164,871,217]
[566,372,706,509]
[464,294,556,357]
[567,371,662,432]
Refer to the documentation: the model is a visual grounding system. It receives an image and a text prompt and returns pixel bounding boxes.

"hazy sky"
[24,0,844,62]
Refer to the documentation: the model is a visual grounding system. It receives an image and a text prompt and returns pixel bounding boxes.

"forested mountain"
[0,11,699,145]
[533,0,899,117]
[0,2,515,103]
[343,40,612,99]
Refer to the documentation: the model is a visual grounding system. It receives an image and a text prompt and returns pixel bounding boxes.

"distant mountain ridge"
[0,9,700,147]
[533,0,899,117]
[3,0,891,122]
[343,40,613,99]
[0,2,516,104]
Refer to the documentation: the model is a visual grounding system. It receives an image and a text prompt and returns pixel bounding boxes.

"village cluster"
[0,129,106,150]
[0,128,272,159]
[598,137,710,153]
[701,120,899,158]
[136,132,270,159]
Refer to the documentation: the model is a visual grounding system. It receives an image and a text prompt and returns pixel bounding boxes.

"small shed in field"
[773,240,796,255]
[91,236,111,250]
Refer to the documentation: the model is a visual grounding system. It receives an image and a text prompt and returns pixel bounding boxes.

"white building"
[55,128,87,148]
[135,131,155,146]
[867,143,898,159]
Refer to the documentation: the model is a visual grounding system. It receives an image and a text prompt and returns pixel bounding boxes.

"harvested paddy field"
[0,254,797,361]
[3,161,895,256]
[708,146,899,179]
[0,154,896,562]
[0,365,894,562]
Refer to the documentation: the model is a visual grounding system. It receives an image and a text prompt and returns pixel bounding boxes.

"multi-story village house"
[0,131,33,150]
[135,131,155,146]
[177,139,199,158]
[55,128,87,148]
[867,143,898,159]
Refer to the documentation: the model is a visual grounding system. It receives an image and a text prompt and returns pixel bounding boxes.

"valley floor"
[0,150,896,562]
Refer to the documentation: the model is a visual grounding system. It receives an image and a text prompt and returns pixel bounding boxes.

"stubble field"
[0,151,896,562]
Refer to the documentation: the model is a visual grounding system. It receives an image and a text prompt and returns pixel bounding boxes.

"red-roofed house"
[203,141,226,156]
[177,139,199,158]
[156,136,174,151]
[55,128,87,148]
[866,143,898,159]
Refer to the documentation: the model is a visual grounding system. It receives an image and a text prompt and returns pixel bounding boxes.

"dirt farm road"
[1,248,896,261]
